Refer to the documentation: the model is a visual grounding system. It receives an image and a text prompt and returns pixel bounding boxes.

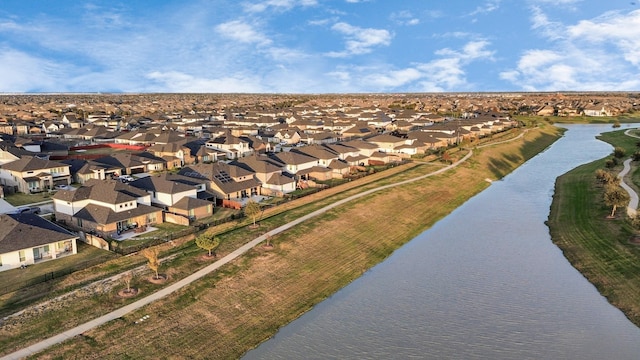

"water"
[244,124,640,359]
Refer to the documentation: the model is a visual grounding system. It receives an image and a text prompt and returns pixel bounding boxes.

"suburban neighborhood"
[0,92,639,271]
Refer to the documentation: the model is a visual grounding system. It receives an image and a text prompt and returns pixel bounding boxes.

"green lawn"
[548,133,640,328]
[0,242,117,299]
[3,192,53,206]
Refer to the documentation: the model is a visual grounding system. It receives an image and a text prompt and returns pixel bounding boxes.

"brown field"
[0,125,562,359]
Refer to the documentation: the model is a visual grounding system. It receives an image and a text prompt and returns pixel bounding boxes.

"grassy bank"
[548,130,640,328]
[2,125,561,359]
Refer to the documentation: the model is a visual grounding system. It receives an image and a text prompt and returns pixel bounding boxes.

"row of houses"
[0,111,517,271]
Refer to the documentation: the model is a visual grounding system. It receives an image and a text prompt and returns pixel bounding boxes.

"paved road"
[2,151,479,360]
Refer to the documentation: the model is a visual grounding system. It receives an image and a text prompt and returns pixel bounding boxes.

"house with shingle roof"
[179,162,262,206]
[0,140,31,165]
[147,140,192,169]
[60,159,110,184]
[273,129,302,145]
[292,145,340,167]
[268,151,318,179]
[0,156,71,193]
[167,196,214,221]
[341,121,375,139]
[52,179,163,237]
[0,213,78,272]
[205,131,254,159]
[93,152,166,176]
[407,131,450,151]
[129,175,198,208]
[366,134,411,153]
[232,154,296,195]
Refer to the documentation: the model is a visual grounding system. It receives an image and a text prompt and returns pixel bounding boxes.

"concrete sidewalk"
[619,159,639,217]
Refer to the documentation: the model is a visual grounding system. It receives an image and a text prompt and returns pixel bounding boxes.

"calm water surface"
[244,124,640,359]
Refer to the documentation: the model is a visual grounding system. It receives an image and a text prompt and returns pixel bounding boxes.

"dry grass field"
[0,125,562,359]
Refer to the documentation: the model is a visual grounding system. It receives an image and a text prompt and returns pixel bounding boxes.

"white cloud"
[530,6,564,40]
[530,0,582,4]
[324,40,495,92]
[468,0,502,17]
[502,8,640,91]
[326,22,392,57]
[242,0,317,13]
[390,11,420,26]
[145,71,265,93]
[215,20,272,45]
[364,68,423,88]
[567,9,640,65]
[0,48,64,92]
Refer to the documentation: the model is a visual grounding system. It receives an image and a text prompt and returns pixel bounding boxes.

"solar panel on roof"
[214,170,232,183]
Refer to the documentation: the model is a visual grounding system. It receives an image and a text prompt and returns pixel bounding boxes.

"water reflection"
[244,124,640,360]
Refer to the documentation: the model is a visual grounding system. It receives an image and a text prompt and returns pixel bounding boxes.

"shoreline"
[547,128,640,329]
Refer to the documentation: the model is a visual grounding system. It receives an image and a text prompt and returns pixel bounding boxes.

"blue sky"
[0,0,639,93]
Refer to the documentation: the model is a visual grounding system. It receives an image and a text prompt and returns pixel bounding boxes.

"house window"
[19,250,25,262]
[147,213,157,224]
[207,205,212,214]
[189,209,195,217]
[77,218,83,227]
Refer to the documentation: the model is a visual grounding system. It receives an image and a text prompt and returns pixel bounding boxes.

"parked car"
[14,206,41,215]
[55,184,74,190]
[117,175,135,182]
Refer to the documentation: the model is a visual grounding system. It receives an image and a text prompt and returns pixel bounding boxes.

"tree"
[613,146,626,158]
[195,233,221,257]
[264,233,273,248]
[605,158,619,169]
[244,200,262,227]
[441,151,452,164]
[604,184,630,218]
[140,248,160,279]
[595,169,615,186]
[121,271,134,293]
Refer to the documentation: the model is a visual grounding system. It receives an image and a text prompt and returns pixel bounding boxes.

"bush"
[614,147,626,158]
[605,158,618,168]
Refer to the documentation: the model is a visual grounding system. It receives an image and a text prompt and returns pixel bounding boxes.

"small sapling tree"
[244,200,262,227]
[195,233,221,257]
[141,248,160,280]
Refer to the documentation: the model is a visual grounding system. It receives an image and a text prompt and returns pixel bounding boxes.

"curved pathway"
[618,159,639,217]
[3,129,535,360]
[621,129,640,217]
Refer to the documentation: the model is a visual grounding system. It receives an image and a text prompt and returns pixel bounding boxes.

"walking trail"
[1,130,531,360]
[621,129,640,217]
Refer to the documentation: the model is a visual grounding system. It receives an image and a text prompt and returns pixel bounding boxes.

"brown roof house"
[0,156,71,193]
[232,155,296,196]
[52,179,163,239]
[205,131,254,160]
[0,213,77,272]
[127,174,214,221]
[179,162,262,208]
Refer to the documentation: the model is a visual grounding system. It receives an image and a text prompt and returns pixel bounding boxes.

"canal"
[244,124,640,359]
